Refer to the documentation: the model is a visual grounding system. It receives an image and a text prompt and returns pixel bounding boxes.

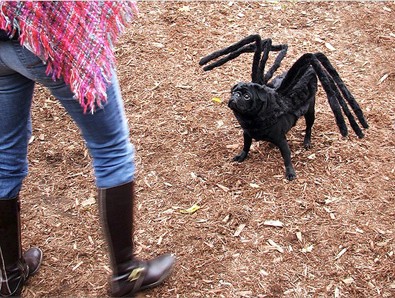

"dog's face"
[228,82,269,116]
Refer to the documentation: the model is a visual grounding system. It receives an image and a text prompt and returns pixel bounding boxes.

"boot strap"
[112,261,147,295]
[0,258,28,296]
[127,264,147,293]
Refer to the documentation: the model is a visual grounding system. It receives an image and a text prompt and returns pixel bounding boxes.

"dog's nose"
[228,99,232,108]
[228,97,236,108]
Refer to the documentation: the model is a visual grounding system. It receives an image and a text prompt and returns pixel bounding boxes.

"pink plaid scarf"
[0,1,137,113]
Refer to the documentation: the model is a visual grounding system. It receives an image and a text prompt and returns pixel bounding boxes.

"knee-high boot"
[98,182,175,297]
[0,197,43,297]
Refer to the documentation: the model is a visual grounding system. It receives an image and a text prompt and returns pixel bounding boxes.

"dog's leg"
[303,98,315,149]
[233,132,252,162]
[275,138,296,180]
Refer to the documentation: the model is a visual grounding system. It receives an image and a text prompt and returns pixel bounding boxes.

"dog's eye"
[243,94,251,101]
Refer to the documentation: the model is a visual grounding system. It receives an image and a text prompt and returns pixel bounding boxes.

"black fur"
[200,34,368,180]
[229,69,316,180]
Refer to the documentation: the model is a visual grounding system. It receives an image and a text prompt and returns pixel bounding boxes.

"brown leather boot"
[0,197,43,297]
[98,182,175,297]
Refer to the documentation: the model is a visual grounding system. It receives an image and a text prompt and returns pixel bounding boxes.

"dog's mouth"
[227,98,234,108]
[228,97,239,111]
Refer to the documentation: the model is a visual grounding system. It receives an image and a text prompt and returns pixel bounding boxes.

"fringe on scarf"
[0,1,138,113]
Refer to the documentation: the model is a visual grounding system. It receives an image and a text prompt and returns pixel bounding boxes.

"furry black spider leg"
[199,34,261,70]
[264,44,288,84]
[308,55,351,137]
[200,43,256,71]
[276,53,316,94]
[310,54,365,138]
[257,38,273,84]
[253,38,289,85]
[199,34,288,83]
[251,35,263,84]
[277,53,349,136]
[315,52,369,129]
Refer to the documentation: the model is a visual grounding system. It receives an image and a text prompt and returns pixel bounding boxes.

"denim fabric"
[0,41,135,198]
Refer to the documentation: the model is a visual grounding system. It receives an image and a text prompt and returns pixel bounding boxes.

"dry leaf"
[296,231,303,242]
[378,73,389,84]
[325,42,336,51]
[157,232,168,245]
[325,196,340,204]
[342,277,354,285]
[307,153,316,160]
[233,224,246,237]
[179,204,200,214]
[152,42,164,48]
[335,247,348,260]
[222,214,231,223]
[236,291,252,297]
[175,85,192,90]
[263,220,284,228]
[334,287,340,298]
[217,184,230,192]
[72,261,83,271]
[81,197,96,207]
[260,269,269,276]
[302,244,314,253]
[267,239,284,253]
[28,135,35,144]
[376,239,390,247]
[178,5,191,12]
[226,144,239,149]
[355,228,364,233]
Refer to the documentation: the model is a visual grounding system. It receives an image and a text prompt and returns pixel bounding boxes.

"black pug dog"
[228,69,317,181]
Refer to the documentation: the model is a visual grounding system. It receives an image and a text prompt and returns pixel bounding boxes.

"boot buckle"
[127,267,144,282]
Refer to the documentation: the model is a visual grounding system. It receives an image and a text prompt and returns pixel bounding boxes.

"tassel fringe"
[0,1,138,113]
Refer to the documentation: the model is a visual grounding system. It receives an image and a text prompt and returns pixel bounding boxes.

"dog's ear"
[254,84,269,104]
[231,82,242,93]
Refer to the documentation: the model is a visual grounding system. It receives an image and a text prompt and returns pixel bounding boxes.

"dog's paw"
[303,142,312,150]
[303,136,312,149]
[232,151,248,162]
[285,167,297,181]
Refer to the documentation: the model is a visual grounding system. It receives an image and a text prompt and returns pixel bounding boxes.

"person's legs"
[49,71,135,189]
[98,182,174,297]
[50,73,174,297]
[0,41,43,297]
[7,41,174,296]
[48,71,174,298]
[0,60,33,199]
[0,198,42,297]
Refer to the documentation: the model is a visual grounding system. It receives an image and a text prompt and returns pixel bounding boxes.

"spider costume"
[200,34,369,180]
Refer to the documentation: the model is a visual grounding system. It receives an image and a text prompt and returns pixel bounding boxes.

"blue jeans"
[0,40,135,199]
